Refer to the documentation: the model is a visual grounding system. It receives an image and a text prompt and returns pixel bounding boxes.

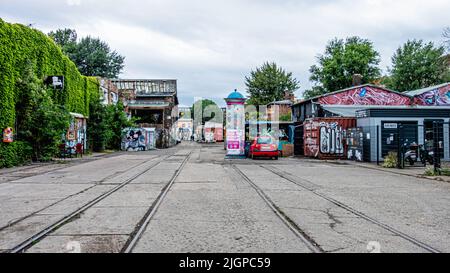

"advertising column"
[225,90,246,157]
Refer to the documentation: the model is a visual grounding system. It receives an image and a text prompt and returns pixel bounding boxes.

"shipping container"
[303,117,356,160]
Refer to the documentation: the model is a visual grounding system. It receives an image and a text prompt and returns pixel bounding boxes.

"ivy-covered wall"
[0,19,100,167]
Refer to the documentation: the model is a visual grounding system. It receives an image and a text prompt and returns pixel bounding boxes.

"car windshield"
[257,137,273,144]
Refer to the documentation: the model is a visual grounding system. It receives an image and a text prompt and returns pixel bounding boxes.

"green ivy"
[0,141,32,168]
[0,18,100,167]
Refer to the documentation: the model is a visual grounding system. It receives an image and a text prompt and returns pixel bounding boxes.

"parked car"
[249,136,279,160]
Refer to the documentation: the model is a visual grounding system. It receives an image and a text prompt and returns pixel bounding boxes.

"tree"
[245,62,300,105]
[105,102,135,150]
[87,95,108,152]
[15,61,71,161]
[307,37,381,98]
[87,97,133,152]
[191,99,222,126]
[49,29,125,78]
[302,86,326,99]
[48,28,77,49]
[388,40,447,92]
[443,27,450,51]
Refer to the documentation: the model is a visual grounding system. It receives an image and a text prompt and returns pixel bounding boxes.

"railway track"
[0,152,127,185]
[0,157,159,232]
[6,153,175,253]
[122,150,193,253]
[259,164,441,253]
[231,164,324,253]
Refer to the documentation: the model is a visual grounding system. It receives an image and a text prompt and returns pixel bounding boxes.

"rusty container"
[303,117,356,160]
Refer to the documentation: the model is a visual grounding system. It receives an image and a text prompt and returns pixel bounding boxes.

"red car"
[249,136,279,160]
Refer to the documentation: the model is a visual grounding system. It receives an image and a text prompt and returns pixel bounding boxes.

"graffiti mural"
[303,118,355,159]
[122,128,156,151]
[414,85,450,106]
[346,128,364,161]
[319,86,412,106]
[319,122,344,155]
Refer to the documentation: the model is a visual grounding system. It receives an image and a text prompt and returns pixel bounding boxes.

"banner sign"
[3,127,14,143]
[226,104,245,156]
[44,76,64,90]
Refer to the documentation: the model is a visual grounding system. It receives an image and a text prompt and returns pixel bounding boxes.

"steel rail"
[232,164,324,253]
[122,151,193,253]
[261,165,441,254]
[8,154,173,253]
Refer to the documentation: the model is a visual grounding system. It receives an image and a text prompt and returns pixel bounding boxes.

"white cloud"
[0,0,449,105]
[66,0,81,6]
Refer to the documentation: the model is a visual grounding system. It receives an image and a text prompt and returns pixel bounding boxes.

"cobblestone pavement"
[1,142,449,253]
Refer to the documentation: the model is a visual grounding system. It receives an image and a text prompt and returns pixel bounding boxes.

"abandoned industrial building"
[111,79,179,149]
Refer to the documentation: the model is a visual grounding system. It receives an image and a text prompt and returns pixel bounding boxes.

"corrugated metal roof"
[405,82,450,96]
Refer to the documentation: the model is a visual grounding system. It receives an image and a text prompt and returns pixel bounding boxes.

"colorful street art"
[65,115,87,152]
[3,127,14,143]
[414,85,450,106]
[319,123,344,155]
[346,128,364,162]
[303,118,356,159]
[122,128,156,151]
[225,101,246,156]
[318,86,412,106]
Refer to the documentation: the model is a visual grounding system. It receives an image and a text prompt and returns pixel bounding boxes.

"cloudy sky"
[1,0,449,106]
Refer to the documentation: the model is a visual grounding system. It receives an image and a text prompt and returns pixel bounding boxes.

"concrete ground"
[0,142,449,253]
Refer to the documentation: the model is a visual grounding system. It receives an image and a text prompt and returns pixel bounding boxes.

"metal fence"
[346,121,447,172]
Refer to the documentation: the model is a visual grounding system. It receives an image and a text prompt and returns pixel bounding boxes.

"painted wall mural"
[122,128,156,151]
[320,123,344,155]
[346,128,364,162]
[318,86,411,106]
[303,118,356,159]
[414,85,450,106]
[66,116,87,151]
[304,121,344,157]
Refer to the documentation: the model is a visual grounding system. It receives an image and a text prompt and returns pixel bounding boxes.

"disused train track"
[231,164,324,253]
[0,152,127,185]
[259,164,441,253]
[122,150,193,253]
[7,152,178,253]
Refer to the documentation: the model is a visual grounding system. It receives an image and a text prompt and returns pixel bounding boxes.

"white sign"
[384,123,398,129]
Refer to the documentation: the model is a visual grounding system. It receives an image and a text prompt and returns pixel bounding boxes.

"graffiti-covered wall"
[414,84,450,106]
[318,86,412,106]
[304,118,356,159]
[122,128,156,152]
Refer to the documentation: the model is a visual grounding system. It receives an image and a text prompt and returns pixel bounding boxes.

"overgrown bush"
[88,99,134,152]
[382,152,398,168]
[0,141,32,168]
[15,62,71,161]
[424,167,450,176]
[0,19,100,167]
[105,102,135,150]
